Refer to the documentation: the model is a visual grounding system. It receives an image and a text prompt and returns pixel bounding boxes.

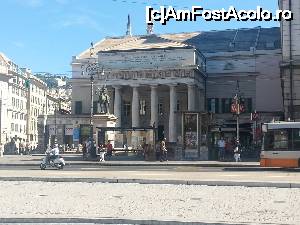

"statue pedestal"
[92,114,117,147]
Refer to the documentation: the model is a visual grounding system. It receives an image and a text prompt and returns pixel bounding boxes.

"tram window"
[264,132,275,150]
[273,130,289,149]
[293,129,300,150]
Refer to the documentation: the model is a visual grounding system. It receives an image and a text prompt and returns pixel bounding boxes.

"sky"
[0,0,280,75]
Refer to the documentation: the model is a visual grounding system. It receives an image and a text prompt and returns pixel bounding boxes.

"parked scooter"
[40,150,65,170]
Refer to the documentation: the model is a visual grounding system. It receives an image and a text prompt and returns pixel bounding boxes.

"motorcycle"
[40,151,65,170]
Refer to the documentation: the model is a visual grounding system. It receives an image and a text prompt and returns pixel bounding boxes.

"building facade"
[0,53,11,147]
[280,0,300,120]
[59,26,283,159]
[27,72,48,147]
[180,27,283,147]
[71,36,206,145]
[0,53,61,153]
[4,57,29,151]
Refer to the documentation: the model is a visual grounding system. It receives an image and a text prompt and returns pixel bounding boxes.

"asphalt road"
[0,163,299,187]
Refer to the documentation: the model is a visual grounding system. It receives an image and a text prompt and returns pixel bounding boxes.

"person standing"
[106,140,113,157]
[234,140,241,162]
[160,138,168,162]
[217,137,225,161]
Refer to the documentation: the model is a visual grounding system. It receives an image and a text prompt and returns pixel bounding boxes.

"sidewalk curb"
[0,176,299,188]
[0,217,224,225]
[0,162,260,167]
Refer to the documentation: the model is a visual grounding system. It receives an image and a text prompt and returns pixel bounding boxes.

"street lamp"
[80,42,103,159]
[231,81,245,145]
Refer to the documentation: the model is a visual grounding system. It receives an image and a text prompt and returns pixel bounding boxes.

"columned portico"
[150,85,158,127]
[132,85,140,127]
[113,86,122,127]
[188,84,196,111]
[169,84,177,142]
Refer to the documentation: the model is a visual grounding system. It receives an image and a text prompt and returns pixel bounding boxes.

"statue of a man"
[97,86,110,114]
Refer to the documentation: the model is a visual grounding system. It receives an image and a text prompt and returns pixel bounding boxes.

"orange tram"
[260,122,300,168]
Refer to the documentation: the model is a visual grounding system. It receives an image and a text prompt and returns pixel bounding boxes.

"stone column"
[113,86,122,127]
[132,85,140,127]
[150,85,158,127]
[188,84,196,111]
[169,84,177,142]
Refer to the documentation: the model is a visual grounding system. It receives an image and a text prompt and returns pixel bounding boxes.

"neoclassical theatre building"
[42,23,283,160]
[72,34,206,140]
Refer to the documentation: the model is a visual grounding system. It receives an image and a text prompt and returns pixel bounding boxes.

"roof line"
[77,38,106,58]
[101,36,140,52]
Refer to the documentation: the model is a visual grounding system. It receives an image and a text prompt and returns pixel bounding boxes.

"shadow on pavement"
[0,217,284,225]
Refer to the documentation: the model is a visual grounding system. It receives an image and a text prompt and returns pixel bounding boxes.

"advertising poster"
[73,128,80,142]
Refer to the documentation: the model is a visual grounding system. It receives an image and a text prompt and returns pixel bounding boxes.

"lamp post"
[54,90,60,145]
[80,42,103,159]
[231,81,244,145]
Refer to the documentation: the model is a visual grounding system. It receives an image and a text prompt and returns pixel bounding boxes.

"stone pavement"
[0,181,299,225]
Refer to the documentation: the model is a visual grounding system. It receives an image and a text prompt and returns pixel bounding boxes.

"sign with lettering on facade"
[94,69,199,83]
[65,125,73,136]
[98,49,195,70]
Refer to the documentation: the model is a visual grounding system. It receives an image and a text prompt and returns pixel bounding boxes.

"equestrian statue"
[96,86,110,114]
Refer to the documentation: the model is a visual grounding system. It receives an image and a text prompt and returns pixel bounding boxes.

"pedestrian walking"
[234,141,241,162]
[225,138,233,161]
[82,142,87,160]
[160,138,168,162]
[99,144,106,162]
[106,140,113,157]
[217,137,225,161]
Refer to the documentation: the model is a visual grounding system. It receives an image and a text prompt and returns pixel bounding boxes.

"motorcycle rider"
[48,143,59,164]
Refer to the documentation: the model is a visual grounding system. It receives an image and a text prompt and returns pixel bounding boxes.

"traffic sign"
[251,111,259,121]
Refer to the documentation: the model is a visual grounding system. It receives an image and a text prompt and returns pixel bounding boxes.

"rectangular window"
[139,100,146,116]
[11,123,14,131]
[246,98,252,113]
[221,98,232,113]
[207,98,219,113]
[158,103,163,115]
[293,129,300,150]
[75,101,82,114]
[177,100,180,111]
[124,101,131,117]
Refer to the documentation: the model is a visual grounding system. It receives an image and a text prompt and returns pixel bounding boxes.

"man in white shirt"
[217,137,226,161]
